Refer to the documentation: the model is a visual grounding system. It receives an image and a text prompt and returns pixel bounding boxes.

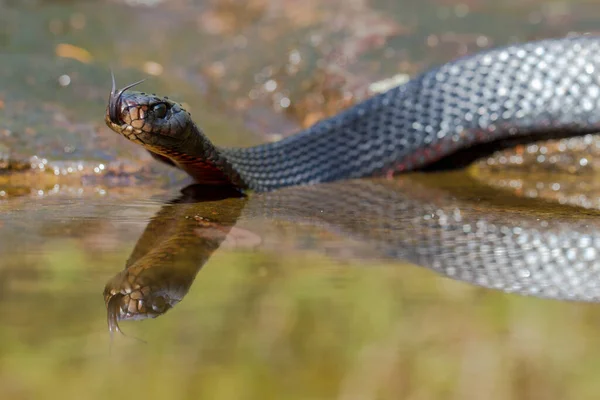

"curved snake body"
[103,35,600,328]
[104,177,600,330]
[107,36,600,191]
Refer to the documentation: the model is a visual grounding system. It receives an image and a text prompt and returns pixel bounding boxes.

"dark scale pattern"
[221,36,600,191]
[249,179,600,302]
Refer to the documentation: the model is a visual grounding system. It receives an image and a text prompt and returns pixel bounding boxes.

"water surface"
[3,0,600,399]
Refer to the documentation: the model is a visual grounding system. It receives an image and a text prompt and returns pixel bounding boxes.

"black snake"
[102,35,600,330]
[103,178,600,332]
[105,35,600,191]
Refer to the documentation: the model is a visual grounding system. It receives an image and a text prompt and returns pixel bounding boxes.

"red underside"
[161,150,234,185]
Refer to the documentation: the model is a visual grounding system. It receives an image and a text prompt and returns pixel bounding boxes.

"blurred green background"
[3,0,600,399]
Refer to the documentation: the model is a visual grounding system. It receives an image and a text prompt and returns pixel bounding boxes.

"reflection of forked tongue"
[106,293,147,350]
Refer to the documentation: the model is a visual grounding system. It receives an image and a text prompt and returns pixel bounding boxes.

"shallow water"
[4,0,600,399]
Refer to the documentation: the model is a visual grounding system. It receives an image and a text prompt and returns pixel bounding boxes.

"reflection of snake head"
[103,269,186,334]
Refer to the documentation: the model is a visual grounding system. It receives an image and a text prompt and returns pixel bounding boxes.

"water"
[3,0,600,399]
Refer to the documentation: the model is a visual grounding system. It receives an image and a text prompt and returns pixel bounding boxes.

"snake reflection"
[104,175,600,332]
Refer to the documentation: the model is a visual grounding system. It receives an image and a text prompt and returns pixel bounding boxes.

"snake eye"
[152,103,168,118]
[151,296,168,313]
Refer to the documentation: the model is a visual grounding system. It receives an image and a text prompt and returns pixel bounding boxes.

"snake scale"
[103,177,600,330]
[106,35,600,191]
[103,35,600,329]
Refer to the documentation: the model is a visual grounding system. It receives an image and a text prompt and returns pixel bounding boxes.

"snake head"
[103,269,184,335]
[105,73,193,150]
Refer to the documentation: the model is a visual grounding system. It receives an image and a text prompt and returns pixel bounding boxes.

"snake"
[105,35,600,192]
[103,35,600,331]
[103,177,600,333]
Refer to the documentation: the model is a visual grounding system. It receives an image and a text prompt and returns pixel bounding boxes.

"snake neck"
[155,124,248,188]
[218,91,411,192]
[163,36,600,192]
[165,100,405,191]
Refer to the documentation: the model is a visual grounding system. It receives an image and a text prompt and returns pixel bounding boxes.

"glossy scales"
[220,36,600,191]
